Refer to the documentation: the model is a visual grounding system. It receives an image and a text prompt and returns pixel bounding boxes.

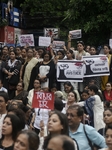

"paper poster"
[69,29,82,39]
[52,41,65,50]
[39,36,51,47]
[44,28,59,39]
[18,34,34,46]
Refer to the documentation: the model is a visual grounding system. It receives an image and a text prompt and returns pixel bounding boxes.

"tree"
[64,0,112,45]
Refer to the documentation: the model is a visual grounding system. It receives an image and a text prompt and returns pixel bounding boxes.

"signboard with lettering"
[32,92,54,109]
[18,34,34,46]
[57,60,84,82]
[83,55,110,77]
[69,29,82,39]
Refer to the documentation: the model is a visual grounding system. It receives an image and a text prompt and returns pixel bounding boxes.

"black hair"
[77,41,84,46]
[67,105,84,117]
[103,44,110,50]
[68,91,77,102]
[16,130,40,150]
[105,125,112,134]
[8,108,25,129]
[3,114,21,141]
[82,90,89,95]
[64,81,74,91]
[0,91,9,103]
[42,50,52,60]
[88,85,104,101]
[57,50,65,56]
[43,110,69,149]
[54,99,64,111]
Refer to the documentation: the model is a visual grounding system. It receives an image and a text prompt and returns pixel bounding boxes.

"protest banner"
[39,36,51,47]
[83,55,110,77]
[18,34,34,46]
[52,40,65,50]
[69,29,82,39]
[32,92,54,109]
[44,28,59,39]
[57,60,84,82]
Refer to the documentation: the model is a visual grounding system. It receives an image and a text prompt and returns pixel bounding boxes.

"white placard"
[69,29,82,39]
[18,34,34,46]
[39,36,51,47]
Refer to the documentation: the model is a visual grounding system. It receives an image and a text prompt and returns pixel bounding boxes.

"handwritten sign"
[18,34,34,46]
[32,92,54,109]
[69,29,82,39]
[39,36,51,47]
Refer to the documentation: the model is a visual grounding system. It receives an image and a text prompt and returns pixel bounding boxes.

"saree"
[23,58,38,91]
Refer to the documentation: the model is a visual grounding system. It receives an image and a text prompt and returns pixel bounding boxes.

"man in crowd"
[67,105,107,150]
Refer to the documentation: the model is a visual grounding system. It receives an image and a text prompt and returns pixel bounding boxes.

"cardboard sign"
[52,40,65,50]
[69,29,82,39]
[32,92,54,109]
[18,34,34,46]
[44,28,59,39]
[83,55,110,77]
[57,60,84,82]
[39,36,51,47]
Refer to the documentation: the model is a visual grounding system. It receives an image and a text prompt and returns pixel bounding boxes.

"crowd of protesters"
[0,34,111,150]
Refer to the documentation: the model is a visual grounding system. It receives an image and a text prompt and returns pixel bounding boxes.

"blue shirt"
[69,123,107,150]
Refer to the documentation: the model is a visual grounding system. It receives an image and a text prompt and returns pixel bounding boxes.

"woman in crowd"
[2,50,21,97]
[9,82,28,105]
[42,111,69,150]
[64,91,77,112]
[65,50,75,60]
[63,81,80,101]
[1,46,9,61]
[27,79,41,107]
[88,85,105,131]
[13,130,40,150]
[21,47,38,91]
[101,44,112,91]
[100,125,112,150]
[103,82,112,102]
[37,50,56,91]
[99,108,112,136]
[0,114,22,150]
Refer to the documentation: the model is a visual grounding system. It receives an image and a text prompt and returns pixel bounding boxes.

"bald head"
[47,135,75,150]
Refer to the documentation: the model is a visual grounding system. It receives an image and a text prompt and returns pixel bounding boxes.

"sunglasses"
[77,41,84,45]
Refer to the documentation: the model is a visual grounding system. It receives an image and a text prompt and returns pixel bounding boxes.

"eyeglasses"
[106,85,111,87]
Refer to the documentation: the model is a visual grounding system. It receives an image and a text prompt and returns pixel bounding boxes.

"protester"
[36,50,56,91]
[99,125,112,150]
[63,81,80,101]
[0,92,9,138]
[22,47,38,91]
[98,108,112,136]
[88,85,105,131]
[101,44,112,91]
[2,50,22,97]
[42,111,69,150]
[0,114,22,150]
[67,105,107,150]
[9,81,28,105]
[47,135,75,150]
[13,130,40,150]
[103,82,112,101]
